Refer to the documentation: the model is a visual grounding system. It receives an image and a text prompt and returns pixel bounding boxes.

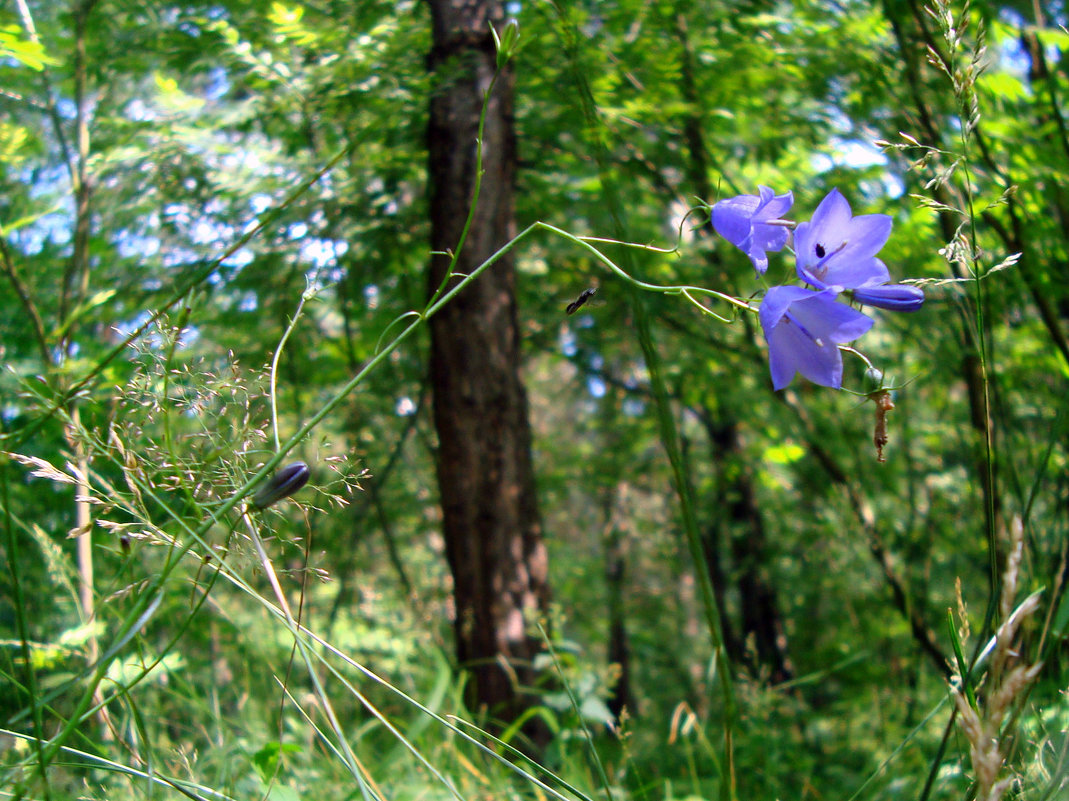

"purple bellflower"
[759,286,874,390]
[711,186,793,275]
[795,189,923,312]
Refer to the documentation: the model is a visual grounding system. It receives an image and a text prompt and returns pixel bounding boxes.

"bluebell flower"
[794,189,923,312]
[759,286,874,390]
[712,186,793,275]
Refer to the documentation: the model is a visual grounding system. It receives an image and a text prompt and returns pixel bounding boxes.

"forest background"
[2,0,1068,799]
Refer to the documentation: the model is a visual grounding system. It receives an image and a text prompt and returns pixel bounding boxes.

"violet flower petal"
[795,189,892,289]
[760,286,874,390]
[712,186,793,275]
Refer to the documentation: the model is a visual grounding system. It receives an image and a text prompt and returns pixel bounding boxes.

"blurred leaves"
[2,0,1068,798]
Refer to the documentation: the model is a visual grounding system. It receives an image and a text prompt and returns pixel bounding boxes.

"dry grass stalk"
[952,517,1043,801]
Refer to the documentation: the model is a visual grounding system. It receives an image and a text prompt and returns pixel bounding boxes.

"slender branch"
[60,0,94,327]
[14,0,77,184]
[790,401,949,675]
[270,275,321,451]
[0,233,51,366]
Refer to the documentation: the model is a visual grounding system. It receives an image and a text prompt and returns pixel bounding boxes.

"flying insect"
[566,288,597,315]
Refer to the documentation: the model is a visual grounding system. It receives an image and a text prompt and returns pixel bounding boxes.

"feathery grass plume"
[951,518,1043,801]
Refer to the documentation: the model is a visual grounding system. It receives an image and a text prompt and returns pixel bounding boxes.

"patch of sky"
[250,194,273,215]
[190,218,221,245]
[55,97,77,120]
[163,247,200,268]
[812,137,903,199]
[27,163,69,198]
[587,375,606,398]
[187,209,236,249]
[559,328,578,358]
[14,210,71,255]
[573,311,597,328]
[163,203,192,226]
[221,148,264,175]
[238,292,258,312]
[396,396,417,416]
[364,284,379,309]
[222,247,254,271]
[300,237,348,268]
[992,9,1036,77]
[115,229,161,260]
[125,97,157,122]
[585,353,605,397]
[113,310,154,341]
[179,324,201,347]
[15,167,73,253]
[206,67,230,101]
[622,396,645,416]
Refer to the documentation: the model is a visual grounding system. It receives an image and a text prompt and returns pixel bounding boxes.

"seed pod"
[873,391,894,463]
[252,461,311,509]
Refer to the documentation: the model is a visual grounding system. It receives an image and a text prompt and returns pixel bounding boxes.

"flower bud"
[865,367,885,391]
[851,283,925,312]
[252,462,311,509]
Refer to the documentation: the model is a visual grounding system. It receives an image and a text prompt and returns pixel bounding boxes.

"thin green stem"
[536,622,615,801]
[632,290,736,800]
[1,459,52,800]
[270,275,320,452]
[425,67,500,310]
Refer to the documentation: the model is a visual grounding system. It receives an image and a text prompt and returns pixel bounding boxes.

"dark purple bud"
[852,284,925,312]
[252,462,311,509]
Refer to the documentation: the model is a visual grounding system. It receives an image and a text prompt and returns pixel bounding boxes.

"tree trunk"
[424,0,550,741]
[703,415,794,683]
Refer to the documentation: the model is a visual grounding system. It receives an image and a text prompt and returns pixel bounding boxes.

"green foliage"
[2,0,1068,800]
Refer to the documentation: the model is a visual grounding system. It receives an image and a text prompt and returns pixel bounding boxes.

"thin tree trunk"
[603,485,633,721]
[701,415,793,682]
[675,12,793,683]
[424,0,550,743]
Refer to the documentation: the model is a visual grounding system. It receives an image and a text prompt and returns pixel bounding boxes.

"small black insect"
[566,288,597,315]
[815,243,826,258]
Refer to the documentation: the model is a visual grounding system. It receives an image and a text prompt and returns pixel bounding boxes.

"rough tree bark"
[424,0,551,739]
